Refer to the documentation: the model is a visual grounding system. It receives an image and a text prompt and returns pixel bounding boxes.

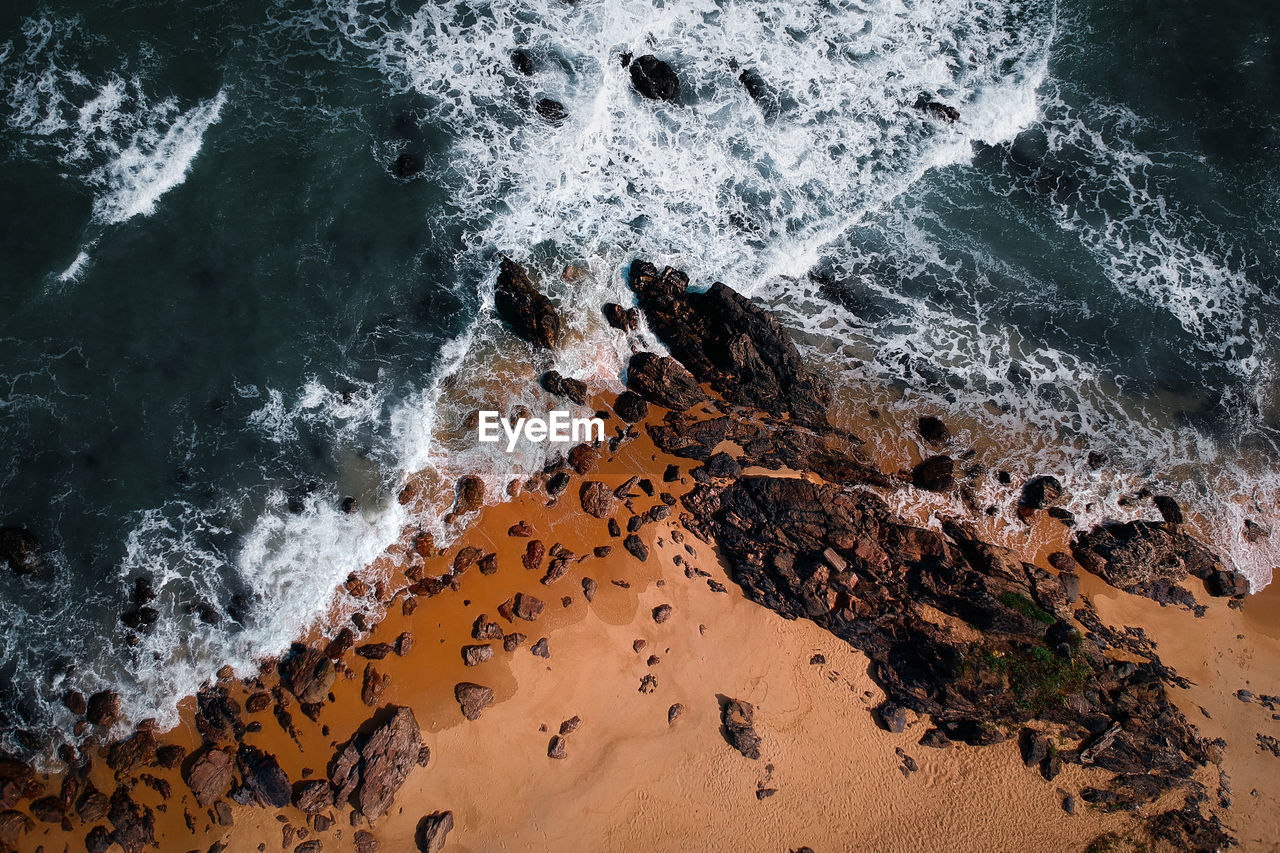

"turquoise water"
[0,0,1276,749]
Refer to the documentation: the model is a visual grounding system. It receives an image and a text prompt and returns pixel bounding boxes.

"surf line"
[477,410,605,453]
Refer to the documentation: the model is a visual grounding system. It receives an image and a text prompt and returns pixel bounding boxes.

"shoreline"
[4,260,1276,852]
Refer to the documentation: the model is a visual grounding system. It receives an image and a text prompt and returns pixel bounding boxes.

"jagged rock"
[330,706,424,820]
[629,55,679,102]
[912,455,954,491]
[628,261,830,428]
[0,527,46,577]
[624,534,649,562]
[668,703,683,725]
[462,644,494,666]
[354,829,380,853]
[454,683,494,720]
[0,810,31,843]
[471,614,504,641]
[559,716,581,735]
[184,749,234,807]
[568,443,599,475]
[603,302,636,330]
[495,258,561,349]
[106,787,154,853]
[1072,520,1222,606]
[76,787,109,822]
[581,577,597,602]
[453,475,486,517]
[236,744,291,808]
[509,520,534,537]
[281,646,336,704]
[107,728,157,774]
[1020,728,1050,767]
[511,49,534,76]
[396,632,415,656]
[626,352,705,412]
[722,698,761,759]
[1153,495,1184,524]
[86,690,121,727]
[531,638,550,658]
[356,643,394,661]
[294,779,334,813]
[542,370,587,404]
[416,811,455,853]
[1207,570,1249,597]
[325,627,356,659]
[580,481,616,519]
[195,686,244,743]
[652,604,673,624]
[613,390,650,423]
[548,735,567,759]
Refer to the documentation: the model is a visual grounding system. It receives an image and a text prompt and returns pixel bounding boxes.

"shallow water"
[0,0,1276,748]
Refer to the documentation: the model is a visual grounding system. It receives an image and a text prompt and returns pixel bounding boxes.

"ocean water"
[0,0,1276,751]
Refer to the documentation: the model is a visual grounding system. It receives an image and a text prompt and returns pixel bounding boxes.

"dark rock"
[416,811,454,853]
[1153,495,1184,525]
[0,527,46,576]
[652,604,673,624]
[107,728,157,774]
[663,464,680,483]
[1072,520,1221,606]
[453,476,486,516]
[912,455,954,491]
[513,592,545,621]
[495,257,562,349]
[106,787,154,853]
[722,698,761,760]
[63,689,87,716]
[542,370,587,404]
[913,94,960,122]
[626,351,705,411]
[503,633,526,652]
[1243,519,1271,543]
[559,716,581,735]
[0,810,31,842]
[396,632,415,656]
[547,471,570,495]
[531,638,550,658]
[236,744,292,808]
[613,390,649,423]
[454,683,494,720]
[508,520,534,538]
[603,303,636,331]
[28,795,63,823]
[608,518,621,537]
[362,665,390,707]
[628,262,830,428]
[511,49,534,76]
[581,577,597,602]
[1019,728,1049,767]
[877,703,906,734]
[535,98,568,124]
[547,735,567,759]
[471,615,504,641]
[1207,570,1249,597]
[668,703,683,725]
[629,55,679,102]
[1020,475,1064,509]
[356,643,394,661]
[579,481,616,519]
[86,690,121,727]
[325,627,356,659]
[918,416,951,446]
[623,534,649,562]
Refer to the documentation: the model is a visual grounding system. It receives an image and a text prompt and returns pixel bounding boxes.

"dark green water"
[0,0,1276,747]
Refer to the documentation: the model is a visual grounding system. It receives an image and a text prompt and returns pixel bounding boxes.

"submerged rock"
[0,527,46,577]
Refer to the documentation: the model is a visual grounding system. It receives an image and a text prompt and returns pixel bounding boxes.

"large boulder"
[627,261,831,428]
[329,706,424,820]
[280,645,336,704]
[579,481,615,519]
[1071,520,1222,606]
[183,748,234,807]
[625,352,705,412]
[416,810,455,853]
[629,55,679,102]
[107,787,155,853]
[236,744,291,808]
[495,258,562,349]
[454,683,494,721]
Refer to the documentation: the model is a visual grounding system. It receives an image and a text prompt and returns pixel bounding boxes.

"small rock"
[531,638,550,658]
[454,683,494,720]
[415,811,454,853]
[667,703,683,725]
[547,736,567,759]
[461,644,494,666]
[652,604,673,624]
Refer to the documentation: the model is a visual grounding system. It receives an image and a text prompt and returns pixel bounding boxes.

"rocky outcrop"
[329,706,424,819]
[628,55,679,102]
[542,370,586,405]
[627,261,830,428]
[494,257,561,349]
[626,352,705,412]
[280,645,336,704]
[1071,520,1227,607]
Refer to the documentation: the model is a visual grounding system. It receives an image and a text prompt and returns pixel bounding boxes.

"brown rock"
[513,592,545,621]
[356,643,394,660]
[416,810,455,853]
[361,665,390,707]
[508,520,534,537]
[548,736,567,759]
[453,476,486,516]
[334,706,424,820]
[461,644,494,666]
[281,647,336,704]
[522,539,545,571]
[354,829,380,853]
[668,703,683,725]
[652,604,673,624]
[86,690,120,727]
[325,627,356,659]
[293,780,334,814]
[495,257,562,349]
[582,577,597,602]
[454,683,494,720]
[722,698,761,759]
[237,744,292,808]
[395,632,414,656]
[503,633,526,651]
[183,749,234,807]
[531,638,550,658]
[579,481,616,519]
[0,810,32,843]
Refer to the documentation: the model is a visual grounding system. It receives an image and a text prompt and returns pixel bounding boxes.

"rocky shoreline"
[0,258,1267,852]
